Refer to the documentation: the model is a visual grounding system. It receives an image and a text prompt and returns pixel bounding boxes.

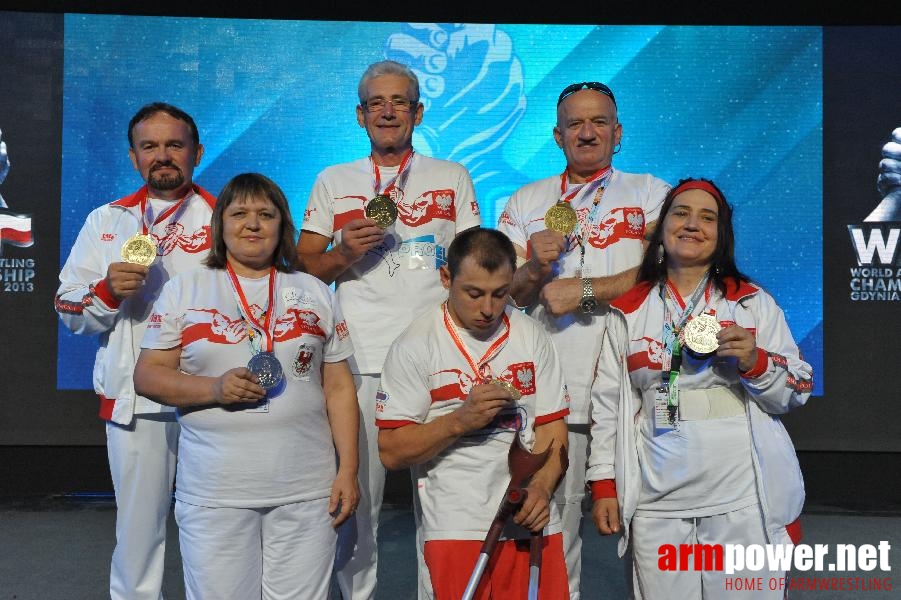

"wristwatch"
[579,278,598,314]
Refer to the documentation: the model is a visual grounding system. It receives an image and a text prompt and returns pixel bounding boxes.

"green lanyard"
[661,274,709,424]
[666,339,682,424]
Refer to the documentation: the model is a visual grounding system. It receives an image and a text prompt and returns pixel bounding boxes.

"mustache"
[151,162,181,172]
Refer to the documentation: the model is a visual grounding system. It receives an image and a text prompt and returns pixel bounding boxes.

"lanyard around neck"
[442,303,510,383]
[139,187,193,235]
[560,166,613,268]
[371,148,415,198]
[225,263,277,354]
[558,165,611,202]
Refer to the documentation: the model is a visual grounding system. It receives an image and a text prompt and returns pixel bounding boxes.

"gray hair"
[357,60,420,105]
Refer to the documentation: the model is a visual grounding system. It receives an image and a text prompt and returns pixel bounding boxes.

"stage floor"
[1,496,898,599]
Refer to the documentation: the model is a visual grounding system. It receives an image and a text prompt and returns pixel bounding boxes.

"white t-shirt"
[497,169,669,422]
[141,267,354,508]
[303,153,482,373]
[376,304,570,541]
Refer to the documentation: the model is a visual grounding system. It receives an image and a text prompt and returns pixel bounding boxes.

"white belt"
[679,387,745,421]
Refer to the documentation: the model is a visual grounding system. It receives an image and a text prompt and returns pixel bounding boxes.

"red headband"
[670,179,724,205]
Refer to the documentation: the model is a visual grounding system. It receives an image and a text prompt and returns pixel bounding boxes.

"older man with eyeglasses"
[298,59,481,600]
[497,81,671,599]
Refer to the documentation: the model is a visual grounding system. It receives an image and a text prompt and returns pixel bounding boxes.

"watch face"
[580,298,598,314]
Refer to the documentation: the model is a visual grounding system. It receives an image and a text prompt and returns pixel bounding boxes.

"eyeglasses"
[362,97,419,113]
[557,82,616,107]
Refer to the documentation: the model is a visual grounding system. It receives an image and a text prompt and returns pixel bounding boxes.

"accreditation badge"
[654,386,677,435]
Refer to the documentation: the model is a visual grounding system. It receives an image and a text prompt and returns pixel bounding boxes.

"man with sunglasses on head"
[497,81,670,599]
[298,59,481,600]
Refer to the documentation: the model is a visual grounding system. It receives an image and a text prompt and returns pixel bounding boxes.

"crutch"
[527,529,542,600]
[527,444,569,600]
[526,440,566,600]
[461,436,550,600]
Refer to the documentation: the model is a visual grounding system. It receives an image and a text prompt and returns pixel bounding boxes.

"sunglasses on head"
[557,82,616,106]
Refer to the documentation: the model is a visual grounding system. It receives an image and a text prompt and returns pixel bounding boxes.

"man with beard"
[55,102,215,600]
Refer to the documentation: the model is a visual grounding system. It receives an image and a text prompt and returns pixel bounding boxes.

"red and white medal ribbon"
[661,275,713,371]
[371,148,415,199]
[558,165,612,206]
[225,263,277,354]
[139,186,194,236]
[559,165,613,255]
[442,303,510,383]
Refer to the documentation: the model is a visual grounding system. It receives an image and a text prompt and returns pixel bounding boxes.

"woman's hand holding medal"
[337,217,387,263]
[212,367,267,405]
[715,324,758,372]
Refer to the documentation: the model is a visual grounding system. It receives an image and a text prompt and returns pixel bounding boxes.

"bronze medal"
[680,313,721,356]
[120,233,157,266]
[544,201,578,235]
[365,194,398,229]
[489,378,521,401]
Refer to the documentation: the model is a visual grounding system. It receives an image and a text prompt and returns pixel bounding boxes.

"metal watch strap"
[580,277,598,313]
[581,277,594,300]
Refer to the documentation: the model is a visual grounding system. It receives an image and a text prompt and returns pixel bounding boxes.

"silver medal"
[248,351,284,390]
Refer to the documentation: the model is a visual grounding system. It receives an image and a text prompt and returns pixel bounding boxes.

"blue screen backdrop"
[58,17,823,393]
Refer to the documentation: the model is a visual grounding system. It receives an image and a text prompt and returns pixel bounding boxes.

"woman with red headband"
[586,178,813,598]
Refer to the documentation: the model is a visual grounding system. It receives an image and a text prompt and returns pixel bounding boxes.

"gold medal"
[365,194,398,229]
[680,313,721,355]
[544,201,578,235]
[489,378,521,401]
[120,233,157,266]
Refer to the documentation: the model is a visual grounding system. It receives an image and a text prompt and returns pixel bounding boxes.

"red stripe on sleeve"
[534,408,569,426]
[375,419,417,430]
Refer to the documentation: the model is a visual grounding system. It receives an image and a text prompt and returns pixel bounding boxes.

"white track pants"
[176,497,336,600]
[631,504,787,599]
[335,374,385,600]
[554,424,589,600]
[107,413,178,600]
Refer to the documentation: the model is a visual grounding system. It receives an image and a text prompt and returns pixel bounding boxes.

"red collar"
[611,278,759,314]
